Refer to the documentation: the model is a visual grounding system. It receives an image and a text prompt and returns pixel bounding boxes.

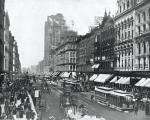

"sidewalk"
[13,92,38,120]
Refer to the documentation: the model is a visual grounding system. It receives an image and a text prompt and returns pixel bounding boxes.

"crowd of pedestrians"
[0,77,36,120]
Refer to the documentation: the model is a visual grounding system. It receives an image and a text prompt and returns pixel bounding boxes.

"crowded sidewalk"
[0,78,38,120]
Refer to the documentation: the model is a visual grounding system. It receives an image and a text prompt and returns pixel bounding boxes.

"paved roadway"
[38,81,150,120]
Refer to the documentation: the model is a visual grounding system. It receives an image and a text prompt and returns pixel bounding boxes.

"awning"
[115,77,124,84]
[92,64,99,68]
[92,64,96,69]
[61,72,71,78]
[52,72,58,77]
[145,79,150,87]
[71,72,77,79]
[49,72,53,76]
[95,64,99,68]
[135,78,146,86]
[110,76,117,83]
[94,74,113,83]
[50,72,54,76]
[122,77,130,84]
[53,72,60,77]
[140,78,150,87]
[89,74,98,81]
[59,72,65,77]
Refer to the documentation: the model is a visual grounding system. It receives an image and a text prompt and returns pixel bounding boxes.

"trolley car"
[94,87,134,111]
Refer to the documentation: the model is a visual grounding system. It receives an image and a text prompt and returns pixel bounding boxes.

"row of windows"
[138,56,150,70]
[117,30,134,40]
[138,42,150,54]
[137,8,150,23]
[137,23,150,35]
[117,58,133,68]
[116,18,133,31]
[118,0,131,14]
[117,49,133,57]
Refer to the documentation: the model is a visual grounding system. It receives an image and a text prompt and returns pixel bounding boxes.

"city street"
[38,83,150,120]
[2,0,150,120]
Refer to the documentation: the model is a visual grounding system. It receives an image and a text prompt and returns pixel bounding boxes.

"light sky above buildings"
[5,0,117,68]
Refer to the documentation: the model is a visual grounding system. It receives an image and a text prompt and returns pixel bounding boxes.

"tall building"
[9,32,14,80]
[44,13,67,73]
[4,12,10,75]
[0,0,5,84]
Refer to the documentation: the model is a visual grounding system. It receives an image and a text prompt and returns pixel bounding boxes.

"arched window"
[138,43,141,54]
[143,41,146,53]
[124,20,127,29]
[127,18,130,28]
[127,0,130,9]
[143,11,146,21]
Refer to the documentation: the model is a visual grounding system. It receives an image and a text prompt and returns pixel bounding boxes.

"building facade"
[0,0,5,83]
[114,0,135,71]
[4,12,10,74]
[134,0,150,71]
[94,12,115,73]
[44,13,67,73]
[55,30,77,72]
[76,32,95,73]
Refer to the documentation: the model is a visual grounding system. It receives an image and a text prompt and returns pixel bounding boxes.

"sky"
[5,0,117,68]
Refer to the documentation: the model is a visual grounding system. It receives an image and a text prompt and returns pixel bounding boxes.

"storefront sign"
[35,90,40,98]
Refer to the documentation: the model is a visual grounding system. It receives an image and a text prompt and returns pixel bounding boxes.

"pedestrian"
[31,110,35,120]
[91,95,94,101]
[26,108,31,120]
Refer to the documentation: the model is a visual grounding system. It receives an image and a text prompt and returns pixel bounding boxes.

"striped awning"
[94,74,113,83]
[89,74,98,81]
[135,78,146,86]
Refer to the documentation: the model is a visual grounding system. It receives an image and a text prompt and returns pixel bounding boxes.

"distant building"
[0,0,5,83]
[76,30,96,73]
[9,32,14,79]
[55,30,77,72]
[44,13,68,73]
[9,34,21,80]
[36,60,44,74]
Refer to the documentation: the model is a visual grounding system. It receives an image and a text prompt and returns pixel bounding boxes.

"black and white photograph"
[0,0,150,120]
